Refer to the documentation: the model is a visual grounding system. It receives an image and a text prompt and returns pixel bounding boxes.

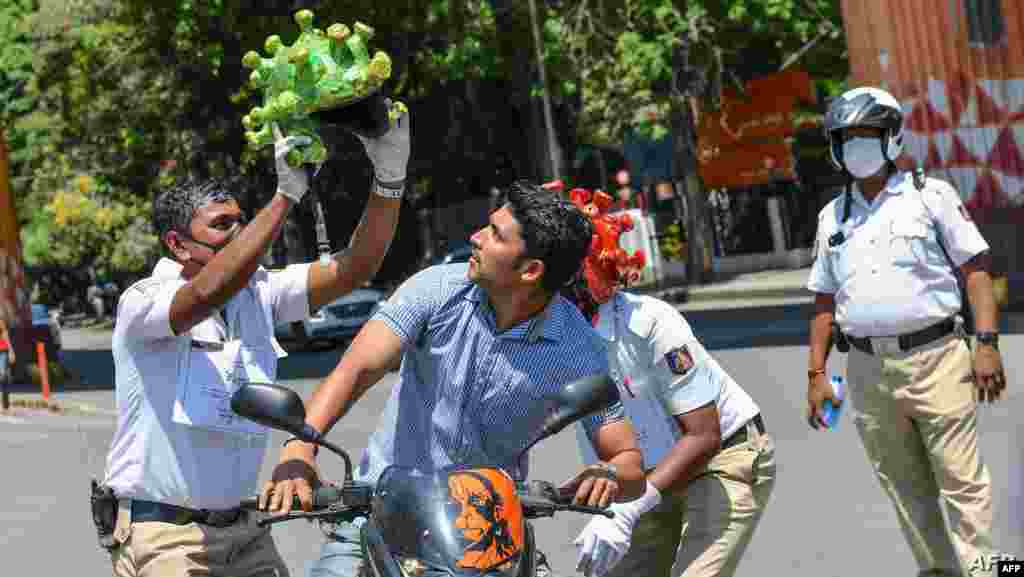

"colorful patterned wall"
[899,74,1024,211]
[842,0,1024,221]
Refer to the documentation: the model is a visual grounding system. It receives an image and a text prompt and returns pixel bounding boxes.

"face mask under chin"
[184,223,242,256]
[842,137,887,179]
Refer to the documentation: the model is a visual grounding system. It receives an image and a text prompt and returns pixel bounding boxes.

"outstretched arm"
[262,319,403,514]
[307,104,410,311]
[169,129,310,335]
[305,319,404,434]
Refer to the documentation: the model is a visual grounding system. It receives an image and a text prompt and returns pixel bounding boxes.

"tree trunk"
[671,42,711,285]
[527,0,564,181]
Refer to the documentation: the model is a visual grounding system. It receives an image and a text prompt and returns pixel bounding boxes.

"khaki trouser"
[604,421,776,577]
[109,501,290,577]
[848,334,993,577]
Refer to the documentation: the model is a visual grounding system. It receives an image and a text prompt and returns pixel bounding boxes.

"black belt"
[130,500,244,528]
[721,414,765,451]
[846,317,956,356]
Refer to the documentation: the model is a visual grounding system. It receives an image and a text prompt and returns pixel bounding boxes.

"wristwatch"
[283,436,319,457]
[586,462,619,482]
[372,178,405,199]
[975,331,999,350]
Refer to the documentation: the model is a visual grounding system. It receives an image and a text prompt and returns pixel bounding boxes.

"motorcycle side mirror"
[518,373,619,460]
[230,383,321,444]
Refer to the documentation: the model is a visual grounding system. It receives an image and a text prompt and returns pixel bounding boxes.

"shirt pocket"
[890,219,944,268]
[825,239,856,284]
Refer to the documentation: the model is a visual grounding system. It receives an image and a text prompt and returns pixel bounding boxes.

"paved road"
[1,324,1021,576]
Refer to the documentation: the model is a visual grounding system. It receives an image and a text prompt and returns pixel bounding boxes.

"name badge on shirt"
[665,345,694,376]
[172,340,273,436]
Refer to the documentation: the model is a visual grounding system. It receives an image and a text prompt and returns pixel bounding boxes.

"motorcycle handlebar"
[558,502,615,518]
[239,478,613,524]
[240,485,345,512]
[519,496,615,519]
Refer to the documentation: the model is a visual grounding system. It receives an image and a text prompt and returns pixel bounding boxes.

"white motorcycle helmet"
[824,86,904,174]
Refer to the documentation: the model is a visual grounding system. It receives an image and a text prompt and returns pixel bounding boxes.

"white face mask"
[842,137,887,179]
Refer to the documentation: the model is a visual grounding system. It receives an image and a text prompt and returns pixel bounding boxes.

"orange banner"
[698,106,792,148]
[697,142,796,189]
[698,69,815,148]
[696,69,814,188]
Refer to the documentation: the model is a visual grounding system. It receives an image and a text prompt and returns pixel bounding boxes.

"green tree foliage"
[8,0,169,272]
[542,0,847,145]
[1,0,849,281]
[23,172,154,274]
[0,0,38,153]
[5,0,522,274]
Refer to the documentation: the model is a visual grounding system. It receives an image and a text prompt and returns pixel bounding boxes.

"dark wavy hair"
[152,178,237,242]
[498,181,593,294]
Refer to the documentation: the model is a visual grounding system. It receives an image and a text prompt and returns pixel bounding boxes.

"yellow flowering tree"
[22,172,157,275]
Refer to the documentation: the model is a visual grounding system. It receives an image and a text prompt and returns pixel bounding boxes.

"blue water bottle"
[821,375,845,430]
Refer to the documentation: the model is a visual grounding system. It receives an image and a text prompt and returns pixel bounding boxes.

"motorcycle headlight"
[396,556,428,577]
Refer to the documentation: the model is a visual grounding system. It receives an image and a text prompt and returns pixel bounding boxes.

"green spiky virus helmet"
[242,9,407,167]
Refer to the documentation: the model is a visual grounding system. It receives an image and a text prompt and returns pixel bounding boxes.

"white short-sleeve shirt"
[103,258,311,510]
[576,292,760,469]
[807,172,989,338]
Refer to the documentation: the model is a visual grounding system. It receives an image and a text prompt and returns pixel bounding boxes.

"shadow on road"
[687,303,817,350]
[676,303,1024,351]
[5,345,351,394]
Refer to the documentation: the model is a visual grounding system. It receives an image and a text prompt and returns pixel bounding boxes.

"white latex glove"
[356,99,410,186]
[574,481,662,577]
[273,123,313,204]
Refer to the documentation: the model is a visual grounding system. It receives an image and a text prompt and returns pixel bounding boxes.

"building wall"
[842,0,1024,276]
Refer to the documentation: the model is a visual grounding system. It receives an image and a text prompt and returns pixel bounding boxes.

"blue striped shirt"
[357,263,618,484]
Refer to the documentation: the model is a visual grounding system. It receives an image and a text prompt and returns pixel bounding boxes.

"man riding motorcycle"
[263,181,647,576]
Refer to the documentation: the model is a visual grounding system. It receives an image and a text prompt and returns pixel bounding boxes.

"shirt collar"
[594,294,619,342]
[524,298,562,343]
[464,283,564,343]
[852,171,906,208]
[152,257,185,280]
[463,282,485,303]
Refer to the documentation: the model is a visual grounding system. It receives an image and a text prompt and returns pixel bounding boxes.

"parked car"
[432,244,472,266]
[274,287,386,350]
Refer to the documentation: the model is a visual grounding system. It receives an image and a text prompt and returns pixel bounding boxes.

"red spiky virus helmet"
[543,180,646,305]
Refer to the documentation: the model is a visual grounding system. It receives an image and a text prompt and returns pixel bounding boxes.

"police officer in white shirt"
[565,187,775,577]
[100,108,410,577]
[807,86,1007,577]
